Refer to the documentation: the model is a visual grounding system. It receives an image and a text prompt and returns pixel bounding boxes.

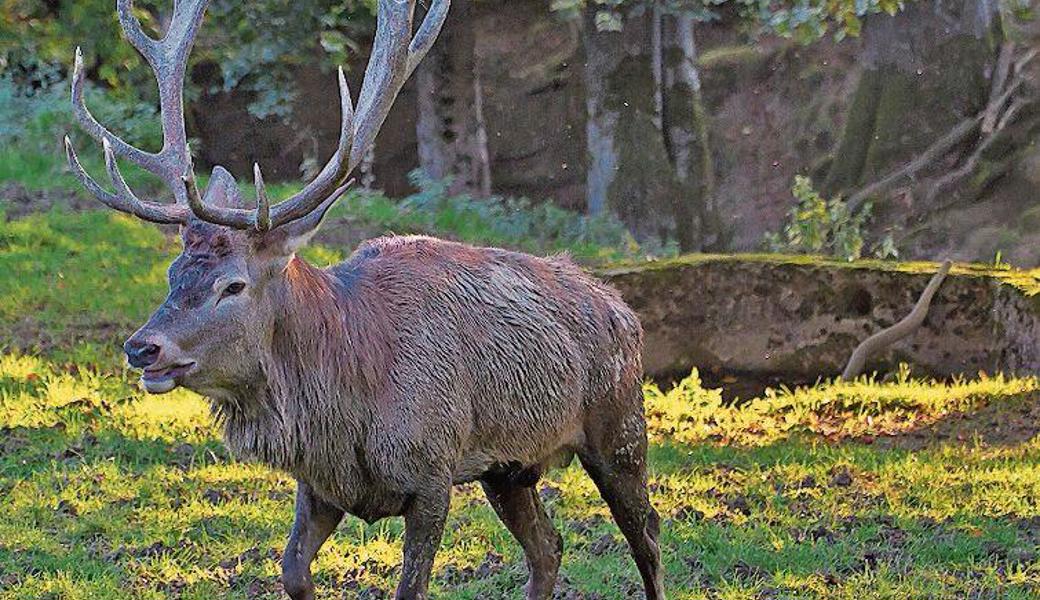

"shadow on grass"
[875,390,1040,450]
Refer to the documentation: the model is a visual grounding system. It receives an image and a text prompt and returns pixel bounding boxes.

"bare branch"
[846,116,982,212]
[924,97,1033,205]
[842,260,952,380]
[982,42,1015,134]
[845,44,1038,213]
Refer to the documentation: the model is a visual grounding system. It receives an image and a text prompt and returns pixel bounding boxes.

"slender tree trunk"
[654,6,723,251]
[582,11,622,217]
[582,5,691,246]
[415,0,492,196]
[471,69,492,197]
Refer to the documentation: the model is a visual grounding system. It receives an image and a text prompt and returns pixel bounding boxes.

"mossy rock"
[598,253,1040,380]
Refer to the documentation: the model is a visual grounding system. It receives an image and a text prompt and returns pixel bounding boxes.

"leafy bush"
[334,170,642,263]
[0,68,161,191]
[764,175,896,261]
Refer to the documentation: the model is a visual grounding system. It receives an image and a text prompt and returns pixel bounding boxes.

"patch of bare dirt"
[0,182,94,219]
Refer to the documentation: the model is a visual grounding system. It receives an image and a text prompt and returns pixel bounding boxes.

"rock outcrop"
[600,255,1040,380]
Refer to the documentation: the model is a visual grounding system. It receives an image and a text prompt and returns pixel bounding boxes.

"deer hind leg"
[282,481,345,600]
[580,388,666,600]
[481,478,563,600]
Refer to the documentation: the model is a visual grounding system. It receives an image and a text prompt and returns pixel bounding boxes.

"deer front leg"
[395,487,451,600]
[282,481,345,600]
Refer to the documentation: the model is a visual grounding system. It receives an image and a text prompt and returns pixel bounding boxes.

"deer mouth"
[141,361,197,394]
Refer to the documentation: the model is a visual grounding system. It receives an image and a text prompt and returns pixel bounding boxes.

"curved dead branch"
[841,260,952,380]
[845,117,981,212]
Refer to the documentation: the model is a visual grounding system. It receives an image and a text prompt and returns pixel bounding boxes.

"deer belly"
[453,440,581,486]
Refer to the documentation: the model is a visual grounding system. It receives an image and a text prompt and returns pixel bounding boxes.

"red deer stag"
[65,1,665,598]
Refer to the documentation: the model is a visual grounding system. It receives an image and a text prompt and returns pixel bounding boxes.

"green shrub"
[0,68,161,191]
[764,175,896,261]
[332,170,642,263]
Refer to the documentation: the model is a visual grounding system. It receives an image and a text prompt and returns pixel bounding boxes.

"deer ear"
[261,192,340,256]
[203,166,245,209]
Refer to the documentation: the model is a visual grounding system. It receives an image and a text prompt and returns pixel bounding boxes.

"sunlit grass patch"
[2,351,1039,598]
[646,367,1040,446]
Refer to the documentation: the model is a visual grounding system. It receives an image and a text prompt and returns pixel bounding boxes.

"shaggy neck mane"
[272,256,390,397]
[220,255,390,479]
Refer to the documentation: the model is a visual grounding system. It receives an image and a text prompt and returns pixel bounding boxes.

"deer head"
[67,0,449,394]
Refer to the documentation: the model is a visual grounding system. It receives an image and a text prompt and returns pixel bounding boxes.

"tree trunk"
[656,8,723,251]
[415,0,492,196]
[823,0,1002,198]
[582,9,625,218]
[582,5,690,247]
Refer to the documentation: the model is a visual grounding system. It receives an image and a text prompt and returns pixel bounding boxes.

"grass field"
[2,208,1040,599]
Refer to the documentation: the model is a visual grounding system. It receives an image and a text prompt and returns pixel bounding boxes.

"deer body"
[222,236,641,521]
[66,2,665,598]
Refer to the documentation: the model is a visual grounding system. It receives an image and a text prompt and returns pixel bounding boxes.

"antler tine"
[263,65,356,228]
[254,163,271,232]
[199,0,447,232]
[116,0,160,66]
[64,136,189,224]
[102,138,191,223]
[181,145,255,226]
[406,0,451,77]
[71,47,165,177]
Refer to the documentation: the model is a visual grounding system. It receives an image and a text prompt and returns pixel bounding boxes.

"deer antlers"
[66,0,450,232]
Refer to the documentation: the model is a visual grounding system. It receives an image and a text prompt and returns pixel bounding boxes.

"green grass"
[3,356,1040,599]
[1,145,640,266]
[2,208,1040,599]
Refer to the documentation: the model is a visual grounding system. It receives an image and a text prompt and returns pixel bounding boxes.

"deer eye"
[222,281,246,297]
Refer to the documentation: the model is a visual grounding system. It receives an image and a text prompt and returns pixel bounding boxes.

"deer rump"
[221,235,644,521]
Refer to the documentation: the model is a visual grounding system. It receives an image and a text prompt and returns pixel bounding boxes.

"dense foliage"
[1,0,901,118]
[0,0,375,119]
[550,0,904,40]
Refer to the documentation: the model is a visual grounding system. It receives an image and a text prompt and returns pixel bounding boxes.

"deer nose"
[124,338,162,369]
